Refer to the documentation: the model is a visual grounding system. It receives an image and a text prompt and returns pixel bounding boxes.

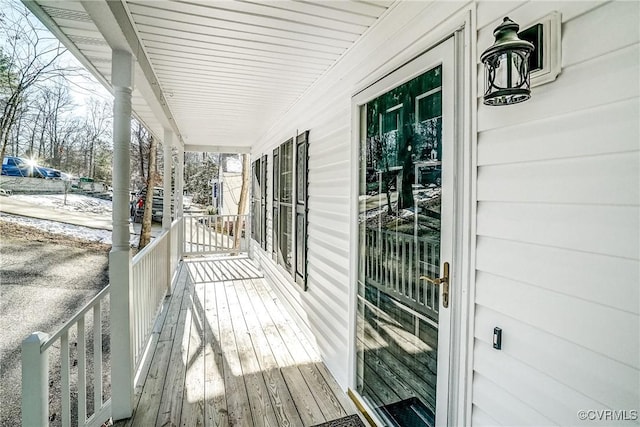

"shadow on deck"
[116,256,359,426]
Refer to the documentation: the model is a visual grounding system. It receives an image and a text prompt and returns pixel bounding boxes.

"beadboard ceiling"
[26,0,393,151]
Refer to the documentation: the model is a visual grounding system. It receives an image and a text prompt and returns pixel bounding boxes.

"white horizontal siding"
[476,271,638,368]
[476,237,639,314]
[471,404,502,427]
[472,372,556,426]
[475,306,639,410]
[250,0,473,389]
[474,1,640,425]
[477,98,639,165]
[478,152,639,205]
[477,202,638,259]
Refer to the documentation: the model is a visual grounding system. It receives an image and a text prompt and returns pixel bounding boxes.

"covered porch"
[17,1,398,425]
[22,219,362,426]
[116,256,358,426]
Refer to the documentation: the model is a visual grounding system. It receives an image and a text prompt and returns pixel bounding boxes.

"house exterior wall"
[473,1,639,425]
[250,0,639,423]
[252,0,473,390]
[219,172,246,217]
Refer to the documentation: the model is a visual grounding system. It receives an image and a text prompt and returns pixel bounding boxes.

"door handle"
[419,262,450,308]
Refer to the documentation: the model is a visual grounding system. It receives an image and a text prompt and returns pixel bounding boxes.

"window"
[272,131,309,289]
[251,155,267,248]
[274,138,293,270]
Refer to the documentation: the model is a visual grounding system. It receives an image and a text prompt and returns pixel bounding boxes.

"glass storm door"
[355,38,454,427]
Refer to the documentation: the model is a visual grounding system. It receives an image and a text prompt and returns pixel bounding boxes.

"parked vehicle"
[37,166,62,179]
[1,156,61,179]
[131,186,168,223]
[2,156,42,177]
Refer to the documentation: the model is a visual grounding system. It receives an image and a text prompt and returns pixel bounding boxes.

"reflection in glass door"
[356,60,449,426]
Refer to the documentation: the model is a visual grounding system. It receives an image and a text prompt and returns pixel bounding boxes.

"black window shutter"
[261,154,267,250]
[295,131,309,289]
[251,159,259,243]
[272,147,279,261]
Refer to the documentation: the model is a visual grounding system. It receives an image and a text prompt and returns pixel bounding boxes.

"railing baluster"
[93,303,102,410]
[180,214,248,257]
[22,286,111,427]
[78,316,87,423]
[188,216,191,254]
[61,330,71,427]
[196,217,204,251]
[396,236,400,294]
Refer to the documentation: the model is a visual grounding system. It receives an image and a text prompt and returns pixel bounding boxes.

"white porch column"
[163,129,173,295]
[162,129,173,230]
[110,49,134,421]
[21,332,49,426]
[176,144,184,260]
[176,144,184,218]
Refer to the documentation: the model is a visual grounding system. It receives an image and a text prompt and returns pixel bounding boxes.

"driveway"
[0,222,110,426]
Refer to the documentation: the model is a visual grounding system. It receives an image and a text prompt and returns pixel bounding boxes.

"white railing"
[170,217,183,279]
[182,214,248,256]
[22,286,112,427]
[363,227,440,320]
[21,214,237,425]
[131,227,172,368]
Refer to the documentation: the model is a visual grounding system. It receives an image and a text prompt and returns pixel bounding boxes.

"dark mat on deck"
[311,414,367,427]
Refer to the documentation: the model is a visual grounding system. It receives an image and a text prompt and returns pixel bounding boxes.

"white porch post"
[110,49,134,420]
[162,129,173,230]
[176,144,184,259]
[177,144,184,218]
[21,332,49,426]
[163,129,173,294]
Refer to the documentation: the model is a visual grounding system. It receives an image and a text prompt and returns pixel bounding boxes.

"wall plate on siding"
[521,11,562,88]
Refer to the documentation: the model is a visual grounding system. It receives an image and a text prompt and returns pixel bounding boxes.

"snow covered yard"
[0,193,169,247]
[13,193,113,215]
[0,213,113,244]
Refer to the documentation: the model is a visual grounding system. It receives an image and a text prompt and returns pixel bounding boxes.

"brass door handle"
[419,262,450,308]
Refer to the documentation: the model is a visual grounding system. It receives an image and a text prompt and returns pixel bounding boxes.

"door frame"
[348,9,476,426]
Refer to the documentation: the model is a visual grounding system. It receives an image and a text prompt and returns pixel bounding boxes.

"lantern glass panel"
[492,51,529,89]
[484,49,532,106]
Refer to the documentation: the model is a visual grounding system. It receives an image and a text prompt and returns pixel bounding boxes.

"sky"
[1,0,112,115]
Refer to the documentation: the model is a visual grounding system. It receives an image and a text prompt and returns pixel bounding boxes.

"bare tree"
[233,153,249,251]
[138,134,157,250]
[130,121,150,189]
[41,79,75,166]
[83,98,111,177]
[0,2,74,160]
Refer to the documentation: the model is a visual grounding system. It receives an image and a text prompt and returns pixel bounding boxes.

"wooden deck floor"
[117,256,358,427]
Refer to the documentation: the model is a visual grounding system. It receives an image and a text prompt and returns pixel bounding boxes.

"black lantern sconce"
[481,17,535,106]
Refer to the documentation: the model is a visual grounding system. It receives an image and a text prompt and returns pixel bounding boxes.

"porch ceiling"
[26,0,394,150]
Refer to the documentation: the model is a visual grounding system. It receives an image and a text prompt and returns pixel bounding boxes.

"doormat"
[378,397,435,427]
[311,414,367,427]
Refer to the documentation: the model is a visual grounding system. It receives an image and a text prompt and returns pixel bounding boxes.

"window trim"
[271,131,309,290]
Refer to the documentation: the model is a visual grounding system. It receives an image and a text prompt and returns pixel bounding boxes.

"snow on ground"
[0,213,113,244]
[0,194,149,246]
[12,193,112,215]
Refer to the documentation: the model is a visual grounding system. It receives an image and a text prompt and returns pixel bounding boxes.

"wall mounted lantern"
[481,17,535,106]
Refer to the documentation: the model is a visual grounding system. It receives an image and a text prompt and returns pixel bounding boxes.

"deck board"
[119,256,358,426]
